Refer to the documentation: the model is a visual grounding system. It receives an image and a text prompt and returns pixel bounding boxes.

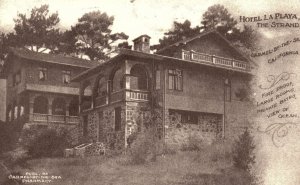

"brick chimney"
[133,35,151,53]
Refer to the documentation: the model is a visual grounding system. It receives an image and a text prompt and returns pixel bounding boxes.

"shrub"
[127,126,158,164]
[0,122,14,154]
[181,134,203,151]
[27,128,71,158]
[232,129,255,171]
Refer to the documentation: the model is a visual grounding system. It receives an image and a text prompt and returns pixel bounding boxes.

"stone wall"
[83,105,126,151]
[165,109,222,148]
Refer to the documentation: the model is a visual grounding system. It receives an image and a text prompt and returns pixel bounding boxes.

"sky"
[0,0,300,45]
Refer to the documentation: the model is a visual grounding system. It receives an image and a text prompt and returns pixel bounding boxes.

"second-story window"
[39,68,47,81]
[168,69,183,91]
[62,70,71,84]
[13,71,21,86]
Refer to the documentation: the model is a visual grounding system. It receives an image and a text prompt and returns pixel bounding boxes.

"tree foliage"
[202,4,260,50]
[232,129,256,171]
[202,4,237,35]
[64,11,129,60]
[155,4,260,53]
[12,4,60,52]
[153,20,201,51]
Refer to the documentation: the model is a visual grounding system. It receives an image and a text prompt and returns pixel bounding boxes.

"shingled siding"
[24,61,85,88]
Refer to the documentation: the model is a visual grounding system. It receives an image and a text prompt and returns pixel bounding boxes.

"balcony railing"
[126,89,149,101]
[182,50,250,71]
[30,113,79,124]
[80,89,150,112]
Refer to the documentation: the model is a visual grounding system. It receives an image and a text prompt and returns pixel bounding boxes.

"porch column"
[66,101,70,124]
[48,97,54,124]
[29,102,34,122]
[29,95,35,122]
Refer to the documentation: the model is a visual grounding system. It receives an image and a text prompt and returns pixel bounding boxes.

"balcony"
[182,50,250,72]
[125,89,149,101]
[30,113,79,125]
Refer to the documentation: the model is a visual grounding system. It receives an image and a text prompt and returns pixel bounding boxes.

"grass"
[1,143,251,185]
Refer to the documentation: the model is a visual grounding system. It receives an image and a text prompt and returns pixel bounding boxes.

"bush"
[181,134,203,151]
[127,127,158,164]
[232,129,255,171]
[27,128,71,158]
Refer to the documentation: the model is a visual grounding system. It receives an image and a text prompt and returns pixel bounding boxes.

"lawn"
[2,144,252,185]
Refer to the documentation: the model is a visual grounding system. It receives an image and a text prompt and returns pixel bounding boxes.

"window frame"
[62,70,71,84]
[39,67,48,81]
[12,71,21,86]
[168,69,183,91]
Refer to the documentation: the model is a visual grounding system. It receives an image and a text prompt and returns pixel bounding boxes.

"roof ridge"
[10,47,99,68]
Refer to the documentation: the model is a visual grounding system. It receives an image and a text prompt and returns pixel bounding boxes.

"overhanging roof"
[156,29,257,66]
[9,48,99,69]
[72,48,253,82]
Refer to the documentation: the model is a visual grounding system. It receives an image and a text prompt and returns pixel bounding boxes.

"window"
[115,107,121,131]
[13,71,21,86]
[39,68,47,81]
[168,69,183,90]
[62,70,71,84]
[225,78,231,102]
[181,111,198,124]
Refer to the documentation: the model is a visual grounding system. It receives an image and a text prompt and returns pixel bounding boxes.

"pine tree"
[232,128,256,171]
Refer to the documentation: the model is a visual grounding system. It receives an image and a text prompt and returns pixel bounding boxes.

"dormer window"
[39,67,47,81]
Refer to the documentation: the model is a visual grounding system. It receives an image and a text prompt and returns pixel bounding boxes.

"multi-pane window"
[168,69,183,90]
[225,78,231,102]
[62,70,71,84]
[39,68,47,81]
[181,111,198,124]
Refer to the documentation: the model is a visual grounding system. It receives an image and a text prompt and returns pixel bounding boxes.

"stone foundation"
[165,109,222,148]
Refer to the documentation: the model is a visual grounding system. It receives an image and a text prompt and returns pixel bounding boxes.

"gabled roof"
[9,48,99,69]
[156,29,256,65]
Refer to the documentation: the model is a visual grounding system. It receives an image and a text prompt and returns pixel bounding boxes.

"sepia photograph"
[0,0,299,184]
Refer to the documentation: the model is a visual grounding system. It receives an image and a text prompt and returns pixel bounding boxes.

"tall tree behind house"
[60,11,129,61]
[153,4,260,54]
[12,4,60,53]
